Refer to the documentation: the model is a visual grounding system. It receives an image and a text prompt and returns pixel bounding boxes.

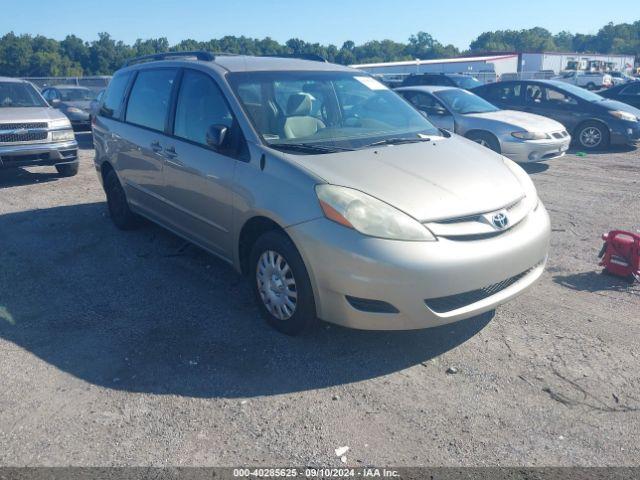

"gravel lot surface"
[0,133,639,467]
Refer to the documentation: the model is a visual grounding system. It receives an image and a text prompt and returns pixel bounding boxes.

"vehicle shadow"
[75,131,94,150]
[520,163,549,174]
[0,167,61,189]
[0,202,493,399]
[553,270,638,294]
[567,144,637,156]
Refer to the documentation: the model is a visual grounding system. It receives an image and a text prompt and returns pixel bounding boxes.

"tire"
[586,82,596,91]
[466,131,501,153]
[249,230,316,335]
[576,121,610,150]
[104,169,139,230]
[55,162,79,177]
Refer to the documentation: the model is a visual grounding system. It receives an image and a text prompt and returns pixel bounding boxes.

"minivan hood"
[288,135,525,222]
[469,109,565,132]
[0,107,68,123]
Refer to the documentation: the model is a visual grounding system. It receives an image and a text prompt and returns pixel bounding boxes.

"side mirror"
[206,124,228,149]
[433,107,448,116]
[50,98,61,107]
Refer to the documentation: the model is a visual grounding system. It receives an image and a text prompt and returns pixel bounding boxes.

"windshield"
[435,89,499,114]
[58,88,94,101]
[0,82,48,108]
[549,81,604,102]
[228,71,440,151]
[451,76,482,89]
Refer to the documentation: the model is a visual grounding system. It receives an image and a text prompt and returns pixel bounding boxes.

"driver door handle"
[150,141,162,153]
[163,146,178,159]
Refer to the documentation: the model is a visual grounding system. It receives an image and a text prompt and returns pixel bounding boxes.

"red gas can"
[598,230,640,281]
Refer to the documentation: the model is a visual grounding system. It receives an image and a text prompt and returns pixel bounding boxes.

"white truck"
[553,71,613,90]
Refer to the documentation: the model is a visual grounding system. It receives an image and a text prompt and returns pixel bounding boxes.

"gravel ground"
[0,133,639,467]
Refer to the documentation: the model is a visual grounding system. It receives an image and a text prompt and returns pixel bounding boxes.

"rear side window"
[125,69,178,131]
[100,72,131,119]
[482,83,521,103]
[402,91,441,110]
[174,70,234,146]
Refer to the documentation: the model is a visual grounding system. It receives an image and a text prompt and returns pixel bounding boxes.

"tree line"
[0,20,638,77]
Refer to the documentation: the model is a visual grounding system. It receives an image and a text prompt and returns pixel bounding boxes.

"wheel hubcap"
[256,250,297,320]
[580,127,601,147]
[475,138,489,147]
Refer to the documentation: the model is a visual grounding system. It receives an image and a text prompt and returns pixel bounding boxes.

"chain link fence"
[21,76,112,91]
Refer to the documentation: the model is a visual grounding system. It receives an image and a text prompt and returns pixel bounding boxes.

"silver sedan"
[396,86,571,163]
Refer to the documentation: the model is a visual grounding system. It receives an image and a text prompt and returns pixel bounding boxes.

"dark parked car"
[597,81,640,110]
[402,73,482,90]
[41,85,93,131]
[89,89,105,123]
[472,80,640,150]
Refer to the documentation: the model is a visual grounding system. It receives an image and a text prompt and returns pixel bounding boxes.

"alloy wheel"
[580,127,602,148]
[256,250,298,321]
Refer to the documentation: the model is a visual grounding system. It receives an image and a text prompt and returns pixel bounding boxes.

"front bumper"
[0,140,79,169]
[501,136,571,163]
[610,120,640,146]
[66,112,92,130]
[287,203,550,330]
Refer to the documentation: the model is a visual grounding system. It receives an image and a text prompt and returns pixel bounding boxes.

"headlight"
[49,118,72,129]
[609,110,638,122]
[51,130,75,142]
[66,107,83,114]
[315,184,436,241]
[511,131,550,140]
[503,158,539,211]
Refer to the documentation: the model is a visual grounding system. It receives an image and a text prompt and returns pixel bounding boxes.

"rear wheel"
[466,131,501,153]
[55,163,79,177]
[250,231,316,335]
[576,121,609,150]
[585,82,597,90]
[104,169,140,230]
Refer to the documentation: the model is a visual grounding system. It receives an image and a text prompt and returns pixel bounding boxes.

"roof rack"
[122,51,217,67]
[265,53,328,63]
[122,51,328,68]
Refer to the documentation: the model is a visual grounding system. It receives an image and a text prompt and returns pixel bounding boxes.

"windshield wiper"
[361,137,432,149]
[269,143,353,154]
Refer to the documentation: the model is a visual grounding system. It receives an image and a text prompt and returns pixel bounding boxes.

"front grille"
[0,122,47,130]
[552,131,569,139]
[425,267,534,313]
[0,122,48,144]
[0,131,48,143]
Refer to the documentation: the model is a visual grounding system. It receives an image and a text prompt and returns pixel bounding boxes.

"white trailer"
[351,54,519,83]
[519,52,635,74]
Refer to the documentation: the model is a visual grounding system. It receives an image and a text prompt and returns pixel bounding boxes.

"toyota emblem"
[492,212,509,230]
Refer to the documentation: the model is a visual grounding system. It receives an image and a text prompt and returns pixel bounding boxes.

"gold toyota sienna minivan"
[93,52,550,335]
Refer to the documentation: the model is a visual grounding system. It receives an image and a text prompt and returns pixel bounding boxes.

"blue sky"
[4,0,638,50]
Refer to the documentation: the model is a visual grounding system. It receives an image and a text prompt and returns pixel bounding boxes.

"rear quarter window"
[100,71,132,120]
[125,69,178,132]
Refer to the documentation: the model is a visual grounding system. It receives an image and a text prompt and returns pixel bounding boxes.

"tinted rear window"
[403,75,437,86]
[100,71,131,119]
[125,69,178,131]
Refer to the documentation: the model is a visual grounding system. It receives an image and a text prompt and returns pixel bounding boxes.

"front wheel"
[576,122,610,150]
[250,231,316,335]
[104,169,140,230]
[466,131,501,153]
[55,163,79,177]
